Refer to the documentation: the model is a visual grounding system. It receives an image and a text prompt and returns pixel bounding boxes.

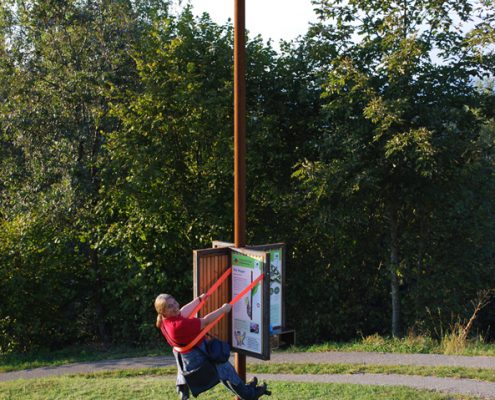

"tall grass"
[288,334,495,356]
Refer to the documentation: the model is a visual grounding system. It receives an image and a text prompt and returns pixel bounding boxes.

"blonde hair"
[154,294,174,328]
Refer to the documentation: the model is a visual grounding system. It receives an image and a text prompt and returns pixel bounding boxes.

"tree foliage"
[0,0,494,352]
[295,0,495,336]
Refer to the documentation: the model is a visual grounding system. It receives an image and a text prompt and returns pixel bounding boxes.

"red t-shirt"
[160,313,202,350]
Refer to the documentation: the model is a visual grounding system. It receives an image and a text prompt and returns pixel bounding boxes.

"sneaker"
[254,382,271,398]
[176,384,189,400]
[179,392,189,400]
[247,376,258,388]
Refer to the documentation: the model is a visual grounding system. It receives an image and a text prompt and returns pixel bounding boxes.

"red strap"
[186,268,233,318]
[174,273,265,353]
[230,273,264,307]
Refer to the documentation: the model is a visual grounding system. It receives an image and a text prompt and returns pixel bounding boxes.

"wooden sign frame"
[193,247,231,342]
[213,241,286,329]
[193,245,271,360]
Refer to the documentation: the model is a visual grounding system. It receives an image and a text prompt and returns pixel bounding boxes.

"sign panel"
[267,247,282,328]
[213,241,286,330]
[193,248,231,342]
[230,248,270,360]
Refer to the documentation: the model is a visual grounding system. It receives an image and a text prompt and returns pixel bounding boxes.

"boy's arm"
[180,293,207,317]
[200,303,231,329]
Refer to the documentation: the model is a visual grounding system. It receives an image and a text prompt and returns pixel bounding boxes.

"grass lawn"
[2,335,495,373]
[249,363,495,382]
[0,375,478,400]
[61,363,495,383]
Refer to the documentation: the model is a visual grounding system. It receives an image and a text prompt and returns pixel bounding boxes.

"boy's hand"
[222,303,232,313]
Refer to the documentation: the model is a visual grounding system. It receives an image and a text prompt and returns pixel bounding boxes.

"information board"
[213,241,286,330]
[267,247,282,328]
[230,248,270,360]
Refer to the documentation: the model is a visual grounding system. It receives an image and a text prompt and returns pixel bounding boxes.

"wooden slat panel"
[196,252,230,342]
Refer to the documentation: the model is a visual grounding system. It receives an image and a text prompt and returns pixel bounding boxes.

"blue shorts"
[173,341,241,386]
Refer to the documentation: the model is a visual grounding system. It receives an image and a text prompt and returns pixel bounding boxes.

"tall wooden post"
[234,0,247,393]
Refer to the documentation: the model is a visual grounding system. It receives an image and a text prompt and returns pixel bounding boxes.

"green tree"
[296,0,495,336]
[99,8,236,342]
[0,0,168,350]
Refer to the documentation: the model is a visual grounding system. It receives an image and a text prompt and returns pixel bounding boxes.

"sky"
[179,0,318,47]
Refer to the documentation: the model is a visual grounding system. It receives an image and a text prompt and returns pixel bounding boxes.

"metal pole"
[234,0,247,394]
[234,0,246,249]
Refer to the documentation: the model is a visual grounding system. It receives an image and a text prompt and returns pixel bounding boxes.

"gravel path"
[0,356,177,382]
[252,351,495,369]
[2,351,495,398]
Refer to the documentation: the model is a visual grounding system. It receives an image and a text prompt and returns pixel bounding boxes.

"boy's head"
[155,294,179,318]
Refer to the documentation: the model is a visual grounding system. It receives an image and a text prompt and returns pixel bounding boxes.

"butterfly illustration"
[234,330,246,346]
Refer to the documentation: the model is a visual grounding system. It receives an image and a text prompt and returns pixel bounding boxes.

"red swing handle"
[186,267,233,318]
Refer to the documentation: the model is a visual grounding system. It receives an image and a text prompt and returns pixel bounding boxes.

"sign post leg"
[235,352,246,384]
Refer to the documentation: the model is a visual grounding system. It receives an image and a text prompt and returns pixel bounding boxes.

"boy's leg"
[174,351,189,399]
[176,383,190,400]
[216,361,269,400]
[221,379,269,400]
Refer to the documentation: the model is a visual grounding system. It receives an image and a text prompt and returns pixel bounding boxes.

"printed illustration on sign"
[234,330,246,346]
[268,248,282,328]
[232,252,263,355]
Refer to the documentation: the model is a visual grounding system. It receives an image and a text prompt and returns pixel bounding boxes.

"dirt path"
[2,351,495,398]
[255,351,495,369]
[0,356,177,382]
